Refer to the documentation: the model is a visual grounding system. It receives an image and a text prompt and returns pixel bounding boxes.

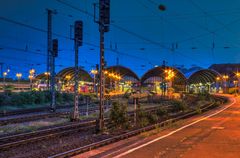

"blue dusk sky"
[0,0,240,78]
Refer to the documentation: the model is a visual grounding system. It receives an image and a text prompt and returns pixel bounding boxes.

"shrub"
[20,92,35,105]
[56,92,63,104]
[0,91,82,107]
[10,93,25,106]
[170,100,188,113]
[156,107,168,117]
[136,109,149,127]
[147,113,159,124]
[0,93,6,106]
[3,95,12,106]
[33,91,46,104]
[44,91,51,103]
[195,106,202,114]
[3,85,15,93]
[197,93,211,101]
[109,101,129,129]
[138,117,149,127]
[62,93,74,102]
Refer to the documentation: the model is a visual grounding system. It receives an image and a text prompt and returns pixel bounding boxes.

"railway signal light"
[99,0,110,32]
[74,21,83,46]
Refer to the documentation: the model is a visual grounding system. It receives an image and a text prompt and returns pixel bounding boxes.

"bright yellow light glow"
[16,73,22,78]
[236,72,240,77]
[223,75,229,79]
[29,69,35,74]
[28,75,33,79]
[65,75,71,80]
[91,69,98,75]
[165,69,175,80]
[44,72,50,76]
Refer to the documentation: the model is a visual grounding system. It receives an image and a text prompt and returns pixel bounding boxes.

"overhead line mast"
[94,0,110,132]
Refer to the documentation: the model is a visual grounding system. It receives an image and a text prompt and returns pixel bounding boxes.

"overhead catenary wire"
[0,0,218,68]
[0,14,160,66]
[1,0,239,73]
[137,0,210,65]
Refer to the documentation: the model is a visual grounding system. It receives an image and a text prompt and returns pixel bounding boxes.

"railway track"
[0,119,96,150]
[48,96,227,158]
[0,105,165,150]
[0,105,71,117]
[0,101,100,117]
[0,111,69,126]
[0,103,102,125]
[0,96,226,152]
[0,98,166,126]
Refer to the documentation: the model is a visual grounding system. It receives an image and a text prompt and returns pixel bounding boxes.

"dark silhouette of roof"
[209,64,240,78]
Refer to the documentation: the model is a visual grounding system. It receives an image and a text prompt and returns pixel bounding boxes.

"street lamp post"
[215,77,220,93]
[3,72,7,85]
[164,69,175,97]
[29,75,34,91]
[222,75,229,94]
[29,69,35,91]
[16,73,22,91]
[233,80,238,95]
[91,69,98,94]
[44,72,50,90]
[236,72,240,94]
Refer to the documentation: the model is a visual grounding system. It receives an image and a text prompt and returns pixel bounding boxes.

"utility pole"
[50,39,58,112]
[71,21,83,121]
[47,9,56,91]
[95,64,99,97]
[94,0,110,132]
[47,9,57,112]
[46,9,52,90]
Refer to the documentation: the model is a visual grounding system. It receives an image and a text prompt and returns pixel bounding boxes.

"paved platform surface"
[74,95,240,158]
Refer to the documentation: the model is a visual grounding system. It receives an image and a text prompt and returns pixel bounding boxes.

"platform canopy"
[188,69,221,84]
[105,65,140,82]
[141,66,187,85]
[35,73,50,80]
[56,67,92,82]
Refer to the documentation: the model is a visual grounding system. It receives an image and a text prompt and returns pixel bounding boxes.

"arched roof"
[188,69,221,84]
[35,73,49,80]
[56,67,92,82]
[141,66,187,84]
[106,65,140,81]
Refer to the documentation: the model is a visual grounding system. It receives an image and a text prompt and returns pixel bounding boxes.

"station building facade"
[31,64,240,94]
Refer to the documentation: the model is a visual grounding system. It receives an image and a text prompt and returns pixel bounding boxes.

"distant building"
[209,63,240,78]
